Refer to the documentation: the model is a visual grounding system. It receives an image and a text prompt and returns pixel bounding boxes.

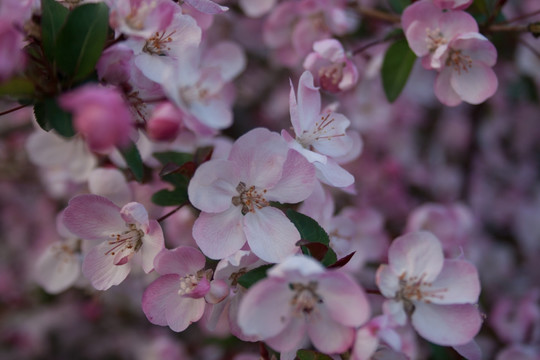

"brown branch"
[486,24,528,33]
[0,104,29,117]
[157,202,188,223]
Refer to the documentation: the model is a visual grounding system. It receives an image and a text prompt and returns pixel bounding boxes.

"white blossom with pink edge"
[188,128,316,263]
[304,38,359,93]
[237,255,370,354]
[351,315,402,360]
[62,194,164,290]
[107,0,177,38]
[282,70,359,188]
[142,246,215,332]
[376,231,483,347]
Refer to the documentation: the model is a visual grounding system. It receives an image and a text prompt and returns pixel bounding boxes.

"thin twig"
[0,104,29,117]
[486,24,528,33]
[352,33,403,55]
[157,202,188,223]
[499,8,540,25]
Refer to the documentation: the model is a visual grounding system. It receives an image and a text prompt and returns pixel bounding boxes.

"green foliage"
[54,3,109,81]
[33,98,74,137]
[119,142,144,182]
[237,264,273,289]
[295,349,334,360]
[41,0,69,63]
[286,209,337,267]
[388,0,411,14]
[0,77,35,100]
[151,188,189,206]
[381,38,416,103]
[153,151,194,166]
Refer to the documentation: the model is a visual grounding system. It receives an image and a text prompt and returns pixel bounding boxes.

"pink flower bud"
[147,102,184,141]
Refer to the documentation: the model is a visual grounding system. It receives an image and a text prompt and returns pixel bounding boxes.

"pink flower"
[351,315,402,360]
[188,127,316,263]
[237,255,370,354]
[63,194,164,290]
[108,0,176,38]
[282,71,359,188]
[146,102,184,141]
[304,38,359,93]
[0,19,26,81]
[59,85,135,153]
[142,246,213,332]
[433,0,473,10]
[376,231,482,346]
[182,0,228,14]
[433,32,498,106]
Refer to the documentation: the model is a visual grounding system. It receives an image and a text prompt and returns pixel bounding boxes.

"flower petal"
[412,302,483,346]
[244,207,300,263]
[142,274,180,326]
[308,305,355,354]
[450,63,498,105]
[425,259,480,304]
[82,241,131,290]
[154,246,206,276]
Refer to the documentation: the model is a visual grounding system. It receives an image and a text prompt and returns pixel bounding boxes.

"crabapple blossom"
[433,0,473,10]
[146,102,184,141]
[63,194,164,290]
[0,19,26,81]
[188,128,316,263]
[376,231,482,346]
[304,38,359,93]
[59,85,135,153]
[282,70,358,188]
[238,255,370,354]
[351,315,402,360]
[182,0,228,14]
[107,0,176,38]
[142,246,214,332]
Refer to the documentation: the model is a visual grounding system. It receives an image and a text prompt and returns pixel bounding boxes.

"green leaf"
[388,0,410,14]
[295,349,333,360]
[286,209,330,246]
[33,98,74,137]
[0,77,35,99]
[54,3,109,81]
[320,247,338,267]
[151,187,188,207]
[381,38,416,102]
[153,151,193,166]
[237,264,273,289]
[41,0,69,62]
[120,143,144,182]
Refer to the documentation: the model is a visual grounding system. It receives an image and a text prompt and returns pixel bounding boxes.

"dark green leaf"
[295,349,333,360]
[41,0,69,62]
[320,247,337,267]
[237,264,273,289]
[54,3,109,81]
[0,77,35,99]
[286,209,329,246]
[381,38,416,102]
[33,98,74,137]
[153,151,193,166]
[388,0,410,14]
[120,143,144,182]
[151,187,188,206]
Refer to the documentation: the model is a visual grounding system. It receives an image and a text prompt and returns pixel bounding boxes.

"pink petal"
[426,259,480,304]
[308,305,355,354]
[389,231,444,283]
[183,0,228,14]
[202,41,246,81]
[311,112,352,157]
[297,71,322,133]
[82,241,131,290]
[63,194,124,241]
[451,33,497,66]
[282,130,328,164]
[313,39,345,62]
[376,264,401,299]
[167,296,205,332]
[314,158,355,188]
[193,207,246,260]
[120,202,149,230]
[352,327,379,360]
[434,67,463,106]
[228,128,288,188]
[453,340,482,360]
[154,246,206,276]
[190,99,233,130]
[237,277,292,338]
[142,274,180,326]
[412,302,483,346]
[88,168,131,206]
[450,63,498,104]
[289,78,301,135]
[265,149,316,203]
[317,272,370,327]
[34,242,80,294]
[265,316,308,353]
[438,9,478,40]
[188,159,239,213]
[140,220,165,273]
[402,0,440,33]
[244,207,300,263]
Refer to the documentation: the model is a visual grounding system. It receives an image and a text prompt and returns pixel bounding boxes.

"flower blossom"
[238,255,370,354]
[142,246,218,332]
[188,127,316,263]
[63,194,164,290]
[376,231,482,346]
[282,71,361,188]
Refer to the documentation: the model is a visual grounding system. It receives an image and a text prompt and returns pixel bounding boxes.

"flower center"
[143,30,177,56]
[425,28,448,53]
[290,281,322,316]
[297,113,345,148]
[396,272,448,309]
[445,49,473,74]
[318,62,345,92]
[229,267,248,288]
[105,224,144,257]
[177,269,213,296]
[231,182,269,215]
